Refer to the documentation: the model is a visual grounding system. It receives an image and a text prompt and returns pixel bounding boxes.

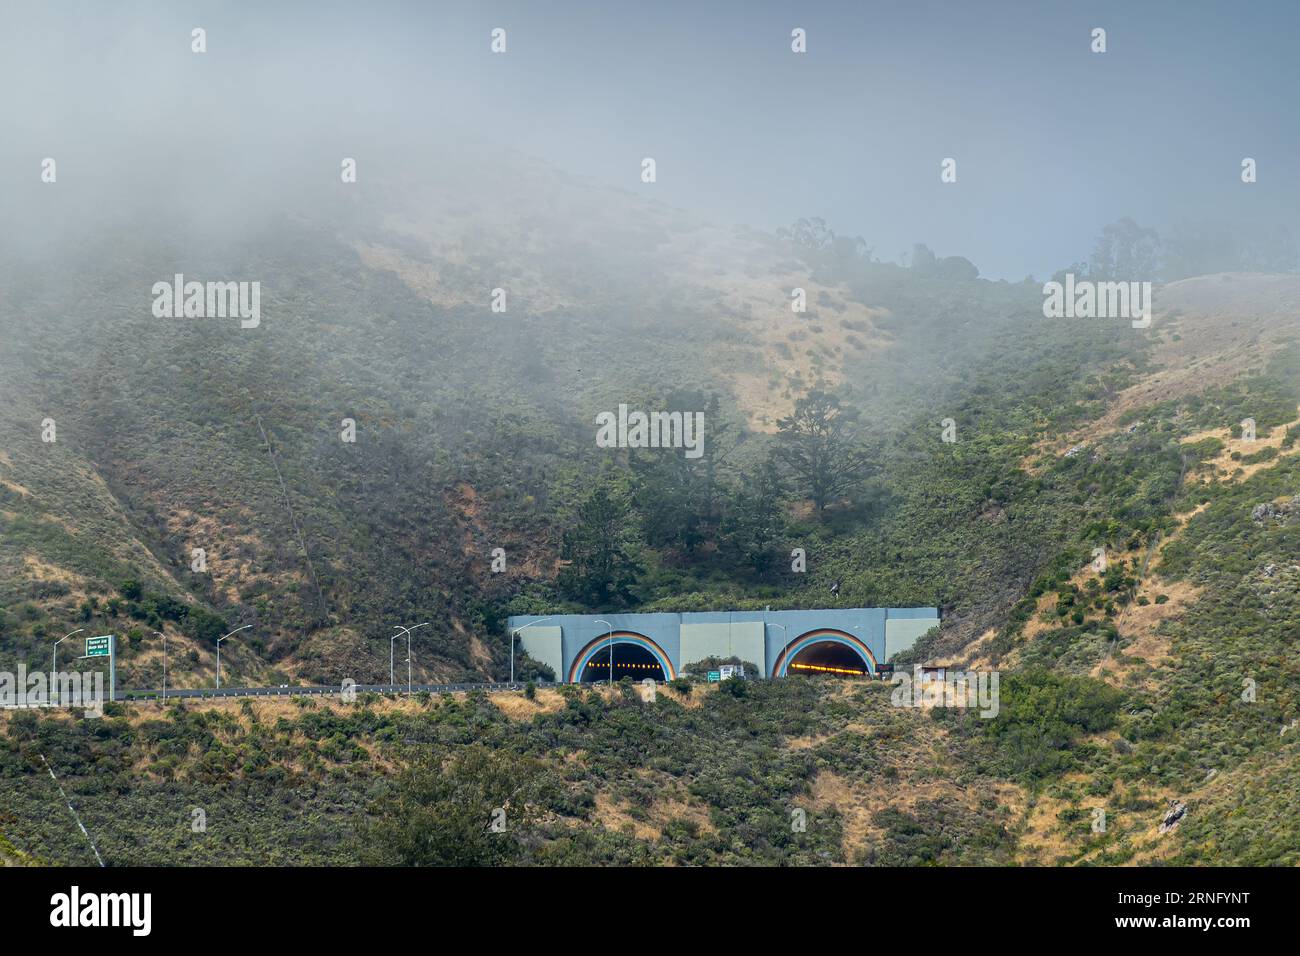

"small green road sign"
[707,670,721,683]
[86,635,112,658]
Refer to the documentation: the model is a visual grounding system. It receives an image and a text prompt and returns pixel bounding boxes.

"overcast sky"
[3,0,1296,279]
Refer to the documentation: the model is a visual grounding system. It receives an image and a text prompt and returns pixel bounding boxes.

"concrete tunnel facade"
[506,607,941,683]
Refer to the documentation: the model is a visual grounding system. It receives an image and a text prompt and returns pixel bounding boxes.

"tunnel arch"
[773,628,877,677]
[568,631,676,683]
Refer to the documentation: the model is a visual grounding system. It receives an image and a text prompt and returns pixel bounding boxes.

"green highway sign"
[86,635,112,658]
[707,670,721,683]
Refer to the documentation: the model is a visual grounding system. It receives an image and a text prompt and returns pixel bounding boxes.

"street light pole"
[767,621,786,679]
[155,631,166,701]
[849,624,871,678]
[390,634,398,687]
[509,617,557,685]
[594,619,614,685]
[216,624,252,690]
[53,628,84,686]
[392,622,429,696]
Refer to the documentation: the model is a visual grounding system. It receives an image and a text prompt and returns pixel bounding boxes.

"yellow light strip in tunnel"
[585,662,661,668]
[788,663,866,675]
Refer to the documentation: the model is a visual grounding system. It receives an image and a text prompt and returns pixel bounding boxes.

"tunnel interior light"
[789,662,866,676]
[586,661,661,668]
[583,648,667,681]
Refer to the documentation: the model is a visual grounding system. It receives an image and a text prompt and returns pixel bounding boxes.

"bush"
[718,676,748,698]
[980,670,1125,779]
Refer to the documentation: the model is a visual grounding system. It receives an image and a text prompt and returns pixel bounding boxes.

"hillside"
[3,147,1299,865]
[0,156,951,684]
[3,664,1296,866]
[1,154,933,688]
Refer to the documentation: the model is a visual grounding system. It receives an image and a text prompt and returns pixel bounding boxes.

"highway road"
[118,681,561,701]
